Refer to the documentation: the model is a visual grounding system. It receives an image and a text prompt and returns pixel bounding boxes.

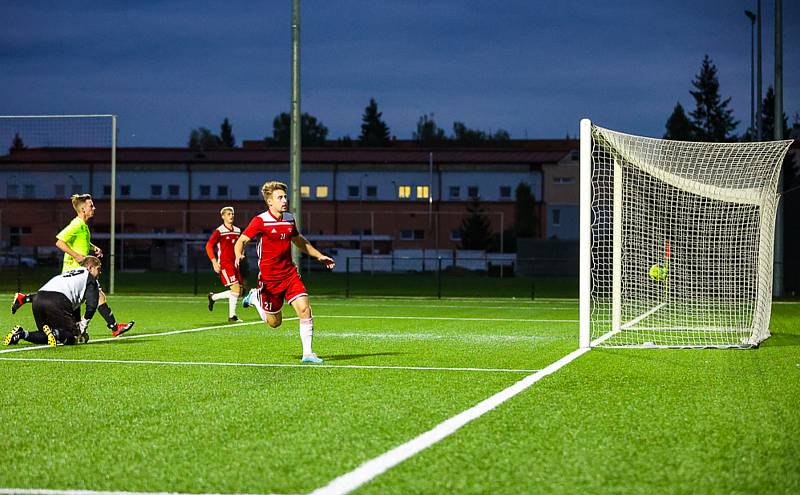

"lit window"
[397,185,411,199]
[416,185,429,199]
[301,185,310,198]
[316,185,329,199]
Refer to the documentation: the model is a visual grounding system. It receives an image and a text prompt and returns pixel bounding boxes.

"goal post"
[0,114,118,293]
[580,119,793,348]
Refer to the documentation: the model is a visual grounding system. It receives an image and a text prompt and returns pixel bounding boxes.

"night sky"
[1,0,798,146]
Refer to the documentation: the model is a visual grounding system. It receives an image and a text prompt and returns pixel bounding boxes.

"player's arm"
[55,239,86,263]
[234,234,251,268]
[292,235,335,269]
[206,231,221,273]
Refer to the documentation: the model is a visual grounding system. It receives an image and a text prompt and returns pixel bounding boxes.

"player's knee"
[267,314,282,328]
[297,305,311,319]
[99,291,106,305]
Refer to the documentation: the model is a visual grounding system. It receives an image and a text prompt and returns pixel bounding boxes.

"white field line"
[318,315,577,323]
[0,357,539,374]
[0,489,288,495]
[309,346,591,495]
[78,294,579,304]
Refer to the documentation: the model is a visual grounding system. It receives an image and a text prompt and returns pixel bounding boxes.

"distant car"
[0,254,37,268]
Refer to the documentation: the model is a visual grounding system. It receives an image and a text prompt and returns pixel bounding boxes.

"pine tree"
[688,55,739,142]
[220,118,235,148]
[459,197,493,250]
[664,102,695,140]
[514,182,538,238]
[10,132,26,152]
[188,127,223,150]
[758,87,790,140]
[359,98,391,146]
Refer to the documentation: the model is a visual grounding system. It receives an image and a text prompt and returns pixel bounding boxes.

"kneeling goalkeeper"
[3,256,108,347]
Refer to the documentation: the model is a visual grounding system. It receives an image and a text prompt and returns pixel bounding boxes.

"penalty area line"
[0,489,290,495]
[309,346,591,495]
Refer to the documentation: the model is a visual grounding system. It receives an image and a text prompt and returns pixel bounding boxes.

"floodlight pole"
[745,10,756,136]
[756,0,763,140]
[774,0,784,297]
[290,0,302,271]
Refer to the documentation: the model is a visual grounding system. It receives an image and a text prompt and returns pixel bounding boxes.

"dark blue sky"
[1,0,798,146]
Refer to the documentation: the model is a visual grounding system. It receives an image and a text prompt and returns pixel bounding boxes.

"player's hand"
[235,255,245,269]
[317,255,335,270]
[75,254,86,263]
[212,260,221,274]
[78,318,89,334]
[93,246,103,258]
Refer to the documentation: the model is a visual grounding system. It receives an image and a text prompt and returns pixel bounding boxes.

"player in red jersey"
[206,206,243,322]
[234,181,334,364]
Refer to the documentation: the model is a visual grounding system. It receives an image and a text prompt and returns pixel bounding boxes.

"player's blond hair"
[71,193,93,214]
[219,206,234,215]
[80,255,101,269]
[261,181,288,203]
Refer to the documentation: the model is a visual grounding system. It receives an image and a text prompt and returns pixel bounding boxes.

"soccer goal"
[579,119,793,348]
[0,114,119,292]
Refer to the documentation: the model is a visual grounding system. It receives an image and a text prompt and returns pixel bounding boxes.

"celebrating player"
[4,256,103,347]
[11,194,134,337]
[235,181,335,364]
[206,206,243,322]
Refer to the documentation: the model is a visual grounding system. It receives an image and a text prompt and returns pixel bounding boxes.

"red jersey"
[206,224,241,265]
[243,210,299,281]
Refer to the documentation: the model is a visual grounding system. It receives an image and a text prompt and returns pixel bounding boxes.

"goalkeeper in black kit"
[3,256,110,347]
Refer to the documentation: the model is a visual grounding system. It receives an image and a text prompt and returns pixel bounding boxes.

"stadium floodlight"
[579,119,793,349]
[0,114,118,293]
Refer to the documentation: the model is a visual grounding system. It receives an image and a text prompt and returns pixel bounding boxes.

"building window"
[199,185,210,197]
[7,184,19,198]
[54,184,65,197]
[552,208,561,227]
[450,229,462,241]
[120,185,131,197]
[169,185,180,196]
[554,177,576,184]
[151,185,162,196]
[249,185,260,198]
[316,185,329,199]
[9,226,31,248]
[500,186,512,198]
[397,185,411,199]
[449,186,460,199]
[468,186,479,199]
[23,185,35,198]
[366,185,377,198]
[348,185,359,198]
[217,185,228,197]
[416,185,429,199]
[103,185,112,197]
[400,229,425,240]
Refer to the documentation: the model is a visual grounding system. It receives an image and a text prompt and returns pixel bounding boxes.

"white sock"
[228,293,238,318]
[300,318,313,356]
[212,290,230,301]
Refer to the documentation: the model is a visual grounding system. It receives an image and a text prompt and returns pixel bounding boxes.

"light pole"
[756,0,763,140]
[745,10,756,137]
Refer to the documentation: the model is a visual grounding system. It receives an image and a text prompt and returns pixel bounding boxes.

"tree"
[413,113,448,145]
[270,112,328,147]
[514,182,538,238]
[220,118,235,148]
[757,87,790,141]
[688,55,739,142]
[359,98,391,146]
[188,127,223,150]
[9,132,26,153]
[459,197,493,250]
[452,121,487,145]
[664,102,695,140]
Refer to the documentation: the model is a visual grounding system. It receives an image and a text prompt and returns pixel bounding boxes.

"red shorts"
[256,273,308,314]
[219,264,242,287]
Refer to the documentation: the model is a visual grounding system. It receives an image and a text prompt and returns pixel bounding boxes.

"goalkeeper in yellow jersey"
[11,194,134,337]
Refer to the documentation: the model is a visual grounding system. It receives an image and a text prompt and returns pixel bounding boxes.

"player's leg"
[2,325,25,345]
[11,292,36,314]
[286,275,319,363]
[224,266,242,321]
[97,289,134,337]
[243,280,283,327]
[209,267,235,313]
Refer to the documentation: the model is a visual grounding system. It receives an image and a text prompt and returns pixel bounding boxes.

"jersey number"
[62,269,83,278]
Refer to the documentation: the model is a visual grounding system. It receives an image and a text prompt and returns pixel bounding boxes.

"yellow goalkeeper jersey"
[56,216,92,272]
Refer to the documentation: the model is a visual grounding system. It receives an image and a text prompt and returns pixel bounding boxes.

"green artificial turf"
[1,295,797,494]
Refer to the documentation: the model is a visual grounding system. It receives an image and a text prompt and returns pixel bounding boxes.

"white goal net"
[579,119,793,348]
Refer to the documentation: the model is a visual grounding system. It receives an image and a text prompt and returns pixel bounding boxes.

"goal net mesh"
[589,124,792,348]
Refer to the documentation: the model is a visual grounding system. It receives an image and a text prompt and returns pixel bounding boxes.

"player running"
[206,206,243,322]
[4,256,103,347]
[235,181,335,364]
[11,194,134,337]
